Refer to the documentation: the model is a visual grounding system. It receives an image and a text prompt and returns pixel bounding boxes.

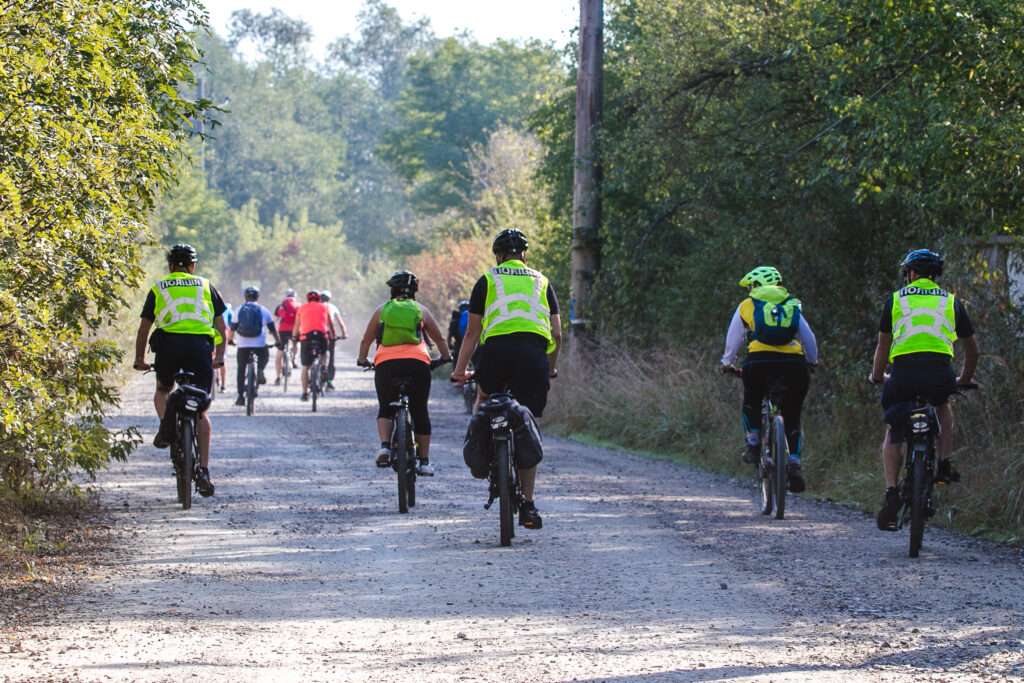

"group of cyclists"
[133,232,976,534]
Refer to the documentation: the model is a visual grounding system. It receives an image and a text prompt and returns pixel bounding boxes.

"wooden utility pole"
[571,0,603,356]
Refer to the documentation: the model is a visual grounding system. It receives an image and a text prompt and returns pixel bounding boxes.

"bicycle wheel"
[310,360,319,412]
[394,409,410,513]
[179,419,194,511]
[497,436,514,546]
[771,416,789,520]
[246,358,256,416]
[406,416,416,509]
[757,437,773,516]
[909,449,926,558]
[282,350,290,392]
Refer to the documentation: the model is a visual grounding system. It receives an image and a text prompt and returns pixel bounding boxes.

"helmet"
[457,299,470,311]
[285,288,296,297]
[244,286,260,300]
[900,249,944,278]
[738,266,782,288]
[168,243,198,267]
[492,229,529,255]
[388,270,418,295]
[320,290,332,301]
[306,290,321,302]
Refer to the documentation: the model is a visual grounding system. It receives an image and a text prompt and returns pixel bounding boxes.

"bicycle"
[280,342,293,392]
[308,342,325,412]
[167,369,211,510]
[476,393,523,546]
[891,384,976,557]
[725,367,789,519]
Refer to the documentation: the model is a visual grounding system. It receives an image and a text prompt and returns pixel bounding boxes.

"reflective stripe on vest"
[889,279,956,361]
[151,273,216,339]
[481,260,555,354]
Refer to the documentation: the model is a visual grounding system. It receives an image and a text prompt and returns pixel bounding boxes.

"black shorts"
[152,332,214,392]
[374,358,432,434]
[475,333,550,417]
[881,361,956,410]
[300,331,328,366]
[278,329,293,346]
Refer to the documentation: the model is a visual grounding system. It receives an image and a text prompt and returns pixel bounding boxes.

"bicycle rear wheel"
[282,350,290,392]
[310,360,319,412]
[406,417,416,509]
[246,359,256,416]
[394,409,410,513]
[497,436,514,546]
[757,436,773,516]
[909,450,926,557]
[179,419,194,511]
[771,416,788,520]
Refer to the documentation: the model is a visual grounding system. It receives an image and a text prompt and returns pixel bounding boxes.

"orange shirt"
[373,341,430,365]
[295,301,331,339]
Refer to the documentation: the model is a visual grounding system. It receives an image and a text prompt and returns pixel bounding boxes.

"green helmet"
[738,266,782,288]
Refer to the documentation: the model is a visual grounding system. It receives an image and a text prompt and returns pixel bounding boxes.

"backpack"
[749,296,801,346]
[236,302,263,338]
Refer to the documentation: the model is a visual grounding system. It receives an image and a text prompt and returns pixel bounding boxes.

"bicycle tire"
[406,415,416,509]
[172,441,185,504]
[498,435,514,546]
[395,408,410,513]
[771,416,788,520]
[179,419,194,511]
[310,359,318,412]
[909,449,926,557]
[757,439,773,516]
[282,349,290,392]
[246,358,256,416]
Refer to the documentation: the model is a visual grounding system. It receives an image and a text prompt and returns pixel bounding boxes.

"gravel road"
[3,356,1023,682]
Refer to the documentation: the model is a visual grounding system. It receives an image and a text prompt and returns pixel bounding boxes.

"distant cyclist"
[451,229,561,529]
[274,288,299,384]
[231,286,281,406]
[720,266,818,493]
[320,289,348,389]
[448,299,471,365]
[132,243,224,497]
[294,290,333,401]
[218,301,233,392]
[870,249,979,531]
[357,271,450,475]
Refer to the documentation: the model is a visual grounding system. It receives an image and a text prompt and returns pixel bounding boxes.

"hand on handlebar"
[133,360,151,372]
[721,364,741,377]
[429,356,452,370]
[357,358,374,370]
[450,369,474,385]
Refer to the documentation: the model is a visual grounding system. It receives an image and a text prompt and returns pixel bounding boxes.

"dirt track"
[3,353,1023,682]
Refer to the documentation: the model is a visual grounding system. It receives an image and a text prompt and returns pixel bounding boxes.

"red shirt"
[294,301,331,339]
[275,297,299,332]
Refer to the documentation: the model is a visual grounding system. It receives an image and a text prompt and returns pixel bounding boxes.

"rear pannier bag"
[462,395,544,478]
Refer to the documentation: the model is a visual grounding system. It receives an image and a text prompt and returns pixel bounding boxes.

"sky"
[199,0,581,57]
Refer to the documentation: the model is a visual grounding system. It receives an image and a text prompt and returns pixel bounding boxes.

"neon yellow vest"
[889,277,957,362]
[378,298,423,346]
[481,260,555,353]
[151,272,220,343]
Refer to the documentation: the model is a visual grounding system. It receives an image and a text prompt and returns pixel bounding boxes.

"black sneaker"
[519,501,543,529]
[301,392,309,401]
[274,377,281,386]
[258,371,267,385]
[741,444,760,464]
[876,487,901,531]
[196,467,215,497]
[235,395,245,406]
[787,459,806,493]
[935,459,961,485]
[152,422,173,449]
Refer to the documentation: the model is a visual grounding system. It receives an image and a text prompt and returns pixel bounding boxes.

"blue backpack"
[748,296,801,346]
[236,302,263,337]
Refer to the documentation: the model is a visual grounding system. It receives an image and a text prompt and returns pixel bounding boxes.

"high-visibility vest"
[480,260,555,353]
[151,272,220,342]
[889,278,957,361]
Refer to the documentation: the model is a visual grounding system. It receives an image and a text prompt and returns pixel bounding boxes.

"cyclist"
[294,290,333,401]
[451,229,561,529]
[869,249,979,531]
[320,289,348,389]
[231,286,281,406]
[219,301,233,392]
[357,271,451,475]
[448,299,471,365]
[274,288,299,384]
[132,243,224,497]
[720,266,818,493]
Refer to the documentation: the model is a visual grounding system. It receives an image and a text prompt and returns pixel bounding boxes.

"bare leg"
[520,465,537,501]
[275,348,283,380]
[154,385,172,419]
[301,366,310,393]
[415,433,431,460]
[377,418,393,443]
[197,412,211,468]
[882,428,903,488]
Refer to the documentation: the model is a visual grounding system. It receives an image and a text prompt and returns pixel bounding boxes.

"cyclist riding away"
[294,290,333,401]
[869,249,979,531]
[357,271,451,476]
[231,286,281,406]
[219,301,233,392]
[274,288,299,384]
[320,289,348,390]
[451,229,562,529]
[132,243,224,497]
[721,265,818,493]
[448,299,471,364]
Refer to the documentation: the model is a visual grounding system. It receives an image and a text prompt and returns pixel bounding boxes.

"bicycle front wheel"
[771,416,788,520]
[909,450,927,557]
[246,359,256,416]
[179,419,194,511]
[394,409,410,513]
[310,361,319,412]
[498,436,514,546]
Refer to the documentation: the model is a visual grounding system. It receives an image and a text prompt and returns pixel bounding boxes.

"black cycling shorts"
[300,331,328,366]
[881,361,956,410]
[475,333,550,417]
[152,332,214,392]
[374,358,432,434]
[278,329,293,346]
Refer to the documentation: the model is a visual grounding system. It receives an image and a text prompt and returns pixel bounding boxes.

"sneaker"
[876,487,901,531]
[235,395,245,406]
[258,371,267,385]
[741,444,760,464]
[416,459,435,476]
[935,459,961,485]
[301,392,309,401]
[152,423,173,449]
[326,380,334,391]
[376,447,391,467]
[275,377,281,386]
[787,459,806,493]
[219,383,226,392]
[519,501,543,529]
[196,467,215,497]
[292,359,298,369]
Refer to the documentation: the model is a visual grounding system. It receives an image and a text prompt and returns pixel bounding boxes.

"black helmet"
[457,299,470,311]
[168,243,198,267]
[900,249,944,278]
[388,270,418,295]
[306,290,321,302]
[492,229,528,255]
[244,286,260,300]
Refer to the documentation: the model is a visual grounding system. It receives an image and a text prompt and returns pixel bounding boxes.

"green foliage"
[0,0,206,492]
